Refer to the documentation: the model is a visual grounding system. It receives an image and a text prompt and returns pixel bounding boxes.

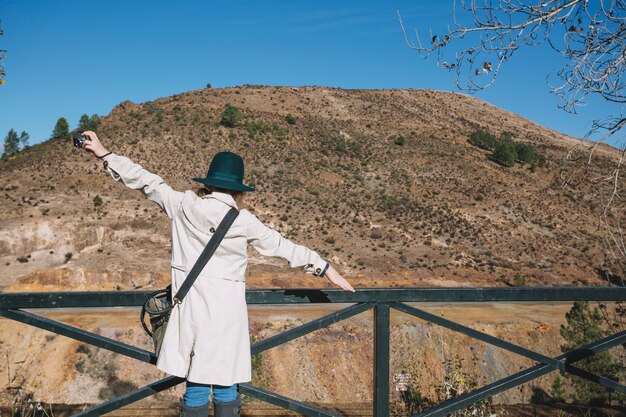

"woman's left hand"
[325,265,355,292]
[81,131,110,158]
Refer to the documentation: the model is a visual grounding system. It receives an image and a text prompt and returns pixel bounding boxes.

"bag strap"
[173,207,239,304]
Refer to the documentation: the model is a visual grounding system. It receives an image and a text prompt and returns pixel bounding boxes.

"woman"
[81,131,355,417]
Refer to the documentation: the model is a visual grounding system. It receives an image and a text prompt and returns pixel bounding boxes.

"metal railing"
[1,287,625,417]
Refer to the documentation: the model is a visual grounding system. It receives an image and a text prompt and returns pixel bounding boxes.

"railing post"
[374,302,390,417]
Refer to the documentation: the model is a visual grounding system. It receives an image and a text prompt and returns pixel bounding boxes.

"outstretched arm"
[244,210,355,292]
[81,131,184,219]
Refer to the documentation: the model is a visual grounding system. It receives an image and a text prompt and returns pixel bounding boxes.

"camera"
[73,131,89,149]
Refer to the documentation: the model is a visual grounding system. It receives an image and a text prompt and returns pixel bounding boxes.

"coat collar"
[181,190,238,235]
[202,191,238,209]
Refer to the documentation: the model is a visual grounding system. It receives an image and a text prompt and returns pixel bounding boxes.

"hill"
[1,86,624,291]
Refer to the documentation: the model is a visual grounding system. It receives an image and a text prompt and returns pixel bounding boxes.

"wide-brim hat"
[193,151,255,192]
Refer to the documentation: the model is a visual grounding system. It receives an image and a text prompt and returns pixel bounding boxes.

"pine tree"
[550,375,566,402]
[51,117,70,140]
[3,129,19,157]
[560,301,624,404]
[78,114,99,131]
[78,114,90,130]
[19,131,29,149]
[88,114,99,131]
[492,140,517,167]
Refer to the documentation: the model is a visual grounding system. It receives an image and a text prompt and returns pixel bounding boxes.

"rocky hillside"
[1,86,624,413]
[1,86,624,291]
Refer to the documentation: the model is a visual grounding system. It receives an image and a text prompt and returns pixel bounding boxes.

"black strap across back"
[173,207,239,303]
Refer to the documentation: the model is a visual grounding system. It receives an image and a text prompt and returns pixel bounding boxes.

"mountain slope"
[1,86,624,290]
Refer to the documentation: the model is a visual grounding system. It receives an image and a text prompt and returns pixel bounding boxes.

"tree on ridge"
[2,128,19,157]
[51,117,70,140]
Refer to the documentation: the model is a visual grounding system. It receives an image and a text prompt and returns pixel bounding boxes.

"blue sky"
[0,0,623,148]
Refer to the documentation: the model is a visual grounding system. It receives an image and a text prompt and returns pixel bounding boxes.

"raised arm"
[243,210,355,292]
[81,131,184,219]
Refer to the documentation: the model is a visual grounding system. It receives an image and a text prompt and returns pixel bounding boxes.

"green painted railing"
[1,287,625,417]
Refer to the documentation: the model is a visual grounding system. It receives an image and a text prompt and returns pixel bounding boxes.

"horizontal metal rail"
[1,287,625,308]
[1,287,624,417]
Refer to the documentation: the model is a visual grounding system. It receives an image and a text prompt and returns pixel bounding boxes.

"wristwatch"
[316,262,330,278]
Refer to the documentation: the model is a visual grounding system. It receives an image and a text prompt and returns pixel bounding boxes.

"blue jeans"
[183,380,239,407]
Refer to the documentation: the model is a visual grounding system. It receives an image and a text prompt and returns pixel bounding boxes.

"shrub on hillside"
[220,104,242,128]
[470,129,547,169]
[469,130,498,150]
[491,140,517,167]
[560,301,625,404]
[550,375,566,402]
[537,154,547,168]
[244,120,285,138]
[285,113,296,125]
[392,356,497,416]
[515,142,537,164]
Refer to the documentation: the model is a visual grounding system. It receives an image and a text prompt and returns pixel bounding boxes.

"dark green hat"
[193,151,255,192]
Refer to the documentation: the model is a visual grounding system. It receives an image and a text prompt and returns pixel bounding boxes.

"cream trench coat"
[102,153,329,385]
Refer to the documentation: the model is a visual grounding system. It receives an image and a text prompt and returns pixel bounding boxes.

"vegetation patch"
[244,119,286,139]
[220,104,243,128]
[285,113,296,125]
[469,129,546,168]
[559,301,625,405]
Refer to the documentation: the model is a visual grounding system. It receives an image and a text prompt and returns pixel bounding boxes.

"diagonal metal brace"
[251,302,374,355]
[391,302,626,394]
[0,308,157,364]
[410,330,626,417]
[239,382,344,417]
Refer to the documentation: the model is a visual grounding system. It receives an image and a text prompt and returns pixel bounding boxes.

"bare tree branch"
[0,20,6,85]
[399,1,626,119]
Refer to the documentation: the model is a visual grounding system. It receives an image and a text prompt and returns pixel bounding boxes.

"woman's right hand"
[81,131,110,158]
[325,265,355,292]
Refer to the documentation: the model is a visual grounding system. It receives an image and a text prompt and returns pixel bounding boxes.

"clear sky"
[0,0,623,149]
